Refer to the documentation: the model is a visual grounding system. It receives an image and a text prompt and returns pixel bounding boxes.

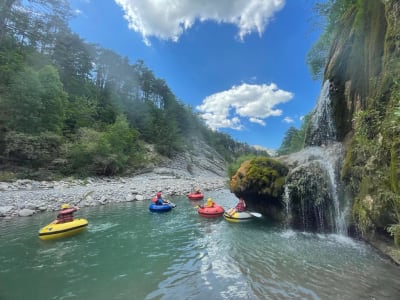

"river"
[1,189,400,300]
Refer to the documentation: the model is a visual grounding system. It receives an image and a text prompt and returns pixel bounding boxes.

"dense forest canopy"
[0,0,266,179]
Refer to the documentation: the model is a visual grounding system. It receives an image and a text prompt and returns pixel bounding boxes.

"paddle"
[74,190,94,206]
[248,212,262,218]
[162,199,176,208]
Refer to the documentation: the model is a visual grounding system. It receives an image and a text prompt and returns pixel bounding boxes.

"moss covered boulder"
[230,157,288,220]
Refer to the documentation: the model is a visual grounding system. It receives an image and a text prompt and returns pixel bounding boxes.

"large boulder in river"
[280,144,346,233]
[285,161,336,232]
[230,157,288,220]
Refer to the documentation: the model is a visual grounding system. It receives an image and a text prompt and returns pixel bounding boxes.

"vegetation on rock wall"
[314,0,400,250]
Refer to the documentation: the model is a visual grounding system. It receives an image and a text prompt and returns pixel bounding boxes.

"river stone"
[18,209,36,217]
[0,183,10,191]
[135,194,144,201]
[125,194,135,202]
[0,206,15,216]
[99,196,108,205]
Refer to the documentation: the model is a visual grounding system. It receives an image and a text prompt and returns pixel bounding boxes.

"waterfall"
[283,80,348,234]
[306,80,337,146]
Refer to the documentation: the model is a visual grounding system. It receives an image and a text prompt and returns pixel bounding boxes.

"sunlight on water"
[1,190,400,300]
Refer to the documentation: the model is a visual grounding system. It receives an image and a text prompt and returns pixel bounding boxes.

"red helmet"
[156,192,162,197]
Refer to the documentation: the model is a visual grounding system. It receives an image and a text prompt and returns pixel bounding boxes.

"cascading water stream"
[283,80,348,234]
[306,80,337,147]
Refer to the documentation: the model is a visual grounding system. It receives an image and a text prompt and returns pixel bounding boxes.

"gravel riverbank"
[0,167,228,218]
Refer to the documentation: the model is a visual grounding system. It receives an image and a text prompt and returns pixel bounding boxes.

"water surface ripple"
[1,190,399,299]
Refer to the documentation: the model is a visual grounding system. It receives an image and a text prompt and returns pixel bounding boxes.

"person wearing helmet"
[53,203,80,223]
[155,192,170,206]
[205,198,214,208]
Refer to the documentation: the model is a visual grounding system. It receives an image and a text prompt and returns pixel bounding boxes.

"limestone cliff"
[323,0,400,253]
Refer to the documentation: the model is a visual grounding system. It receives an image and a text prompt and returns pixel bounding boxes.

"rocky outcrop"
[229,157,288,221]
[280,143,346,233]
[159,139,226,177]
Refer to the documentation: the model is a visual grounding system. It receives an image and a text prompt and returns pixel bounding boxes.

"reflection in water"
[0,190,400,300]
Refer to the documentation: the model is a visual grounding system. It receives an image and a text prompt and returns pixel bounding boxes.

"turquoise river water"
[1,189,400,300]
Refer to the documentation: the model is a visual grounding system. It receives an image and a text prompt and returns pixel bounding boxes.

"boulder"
[0,206,15,216]
[230,157,288,220]
[18,209,36,217]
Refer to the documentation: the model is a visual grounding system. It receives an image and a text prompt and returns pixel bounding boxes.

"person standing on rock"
[53,204,79,223]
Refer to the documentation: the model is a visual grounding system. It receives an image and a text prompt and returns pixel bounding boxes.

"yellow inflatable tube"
[38,218,88,240]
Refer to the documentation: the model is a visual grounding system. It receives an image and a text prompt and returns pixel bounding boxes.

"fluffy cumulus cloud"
[196,83,293,130]
[114,0,285,45]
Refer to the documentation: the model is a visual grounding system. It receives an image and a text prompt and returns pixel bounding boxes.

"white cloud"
[283,116,294,123]
[196,83,293,130]
[249,117,266,126]
[114,0,285,45]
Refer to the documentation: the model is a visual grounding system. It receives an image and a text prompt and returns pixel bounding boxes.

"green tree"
[2,67,43,133]
[38,65,66,133]
[277,127,302,156]
[52,29,92,95]
[277,113,311,155]
[66,115,141,175]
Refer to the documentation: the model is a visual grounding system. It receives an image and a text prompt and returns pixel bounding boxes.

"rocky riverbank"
[0,167,228,218]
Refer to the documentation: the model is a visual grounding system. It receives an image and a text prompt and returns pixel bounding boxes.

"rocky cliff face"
[147,138,228,179]
[324,0,400,247]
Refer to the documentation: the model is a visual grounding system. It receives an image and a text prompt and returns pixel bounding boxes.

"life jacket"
[56,208,76,223]
[236,201,245,212]
[155,198,165,205]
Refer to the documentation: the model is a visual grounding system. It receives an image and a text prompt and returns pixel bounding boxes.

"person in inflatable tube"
[53,203,80,224]
[226,197,246,216]
[205,198,214,207]
[199,198,215,209]
[154,192,171,205]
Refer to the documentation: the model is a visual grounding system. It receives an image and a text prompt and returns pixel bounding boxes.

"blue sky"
[69,0,324,150]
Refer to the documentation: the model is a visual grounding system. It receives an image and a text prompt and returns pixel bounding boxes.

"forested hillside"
[0,0,265,180]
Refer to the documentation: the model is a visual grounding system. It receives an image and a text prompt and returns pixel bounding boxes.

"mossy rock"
[230,157,288,204]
